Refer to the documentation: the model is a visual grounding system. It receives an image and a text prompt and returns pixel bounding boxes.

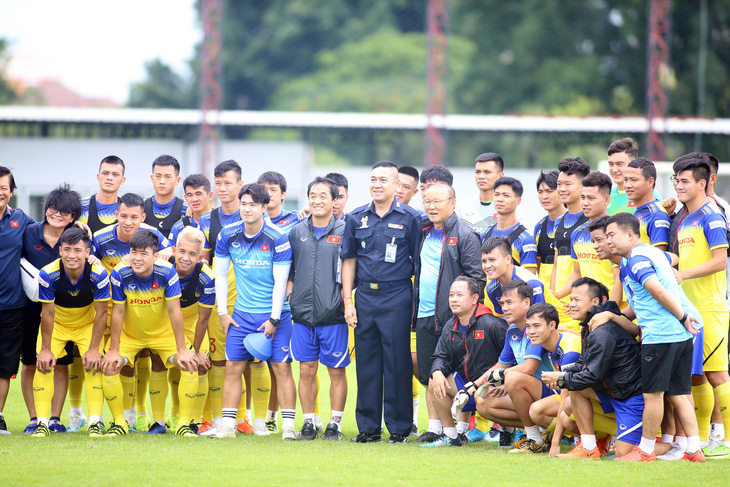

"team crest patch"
[327,235,341,244]
[692,221,699,227]
[10,221,19,228]
[448,237,457,245]
[280,220,290,226]
[262,244,270,251]
[474,330,484,339]
[151,282,159,289]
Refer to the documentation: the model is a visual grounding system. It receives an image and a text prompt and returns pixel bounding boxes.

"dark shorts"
[596,391,644,445]
[415,315,440,386]
[453,372,477,413]
[22,304,76,366]
[0,308,25,378]
[641,338,693,396]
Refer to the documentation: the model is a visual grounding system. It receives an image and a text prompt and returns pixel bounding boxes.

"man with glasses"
[411,184,484,443]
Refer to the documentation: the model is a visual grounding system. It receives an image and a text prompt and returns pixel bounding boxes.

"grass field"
[2,364,727,486]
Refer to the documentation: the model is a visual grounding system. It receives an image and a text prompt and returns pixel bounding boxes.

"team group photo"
[1,0,730,485]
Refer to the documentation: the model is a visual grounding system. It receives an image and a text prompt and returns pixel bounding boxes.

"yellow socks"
[192,373,209,423]
[68,357,85,409]
[149,370,169,423]
[177,371,198,426]
[168,367,181,416]
[120,374,135,412]
[714,381,730,441]
[693,381,714,440]
[84,369,104,417]
[251,363,271,420]
[314,373,322,418]
[32,370,54,420]
[102,374,127,425]
[475,413,490,433]
[209,365,226,419]
[135,356,151,414]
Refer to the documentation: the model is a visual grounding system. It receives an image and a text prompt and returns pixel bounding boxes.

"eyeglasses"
[47,207,71,217]
[423,198,454,208]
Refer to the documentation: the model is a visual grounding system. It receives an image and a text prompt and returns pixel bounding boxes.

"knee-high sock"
[168,367,181,416]
[714,382,730,441]
[251,364,271,420]
[135,356,151,414]
[314,373,321,417]
[102,374,127,425]
[412,376,420,424]
[192,373,208,423]
[236,375,248,421]
[475,412,490,432]
[178,371,198,425]
[202,390,213,422]
[693,381,714,440]
[209,365,226,419]
[120,374,136,412]
[149,370,169,423]
[33,371,54,421]
[68,357,85,408]
[84,369,104,417]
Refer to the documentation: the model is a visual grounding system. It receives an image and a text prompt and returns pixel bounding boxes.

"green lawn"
[1,365,727,486]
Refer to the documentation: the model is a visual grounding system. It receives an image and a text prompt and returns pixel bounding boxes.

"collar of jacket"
[305,214,337,234]
[580,299,623,329]
[452,303,492,331]
[421,211,459,233]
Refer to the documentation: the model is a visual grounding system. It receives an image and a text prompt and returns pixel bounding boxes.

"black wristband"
[680,313,688,323]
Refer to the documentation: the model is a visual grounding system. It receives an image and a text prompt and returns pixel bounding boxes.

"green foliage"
[0,39,17,105]
[270,30,476,113]
[128,58,195,109]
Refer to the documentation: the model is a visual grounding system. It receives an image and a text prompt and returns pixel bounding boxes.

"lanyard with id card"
[385,236,397,263]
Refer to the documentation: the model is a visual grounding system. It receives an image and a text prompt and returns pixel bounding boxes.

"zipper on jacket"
[462,325,470,382]
[312,229,319,325]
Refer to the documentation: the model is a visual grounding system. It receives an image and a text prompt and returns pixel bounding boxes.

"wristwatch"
[268,317,281,327]
[556,376,566,389]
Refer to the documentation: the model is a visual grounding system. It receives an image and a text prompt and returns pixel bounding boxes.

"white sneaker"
[253,422,270,436]
[282,425,297,441]
[314,419,325,434]
[211,424,236,438]
[68,412,87,432]
[200,420,220,437]
[657,443,685,461]
[124,411,136,430]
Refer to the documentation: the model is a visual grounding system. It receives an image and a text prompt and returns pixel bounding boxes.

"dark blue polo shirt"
[341,198,422,283]
[0,208,36,310]
[22,223,64,271]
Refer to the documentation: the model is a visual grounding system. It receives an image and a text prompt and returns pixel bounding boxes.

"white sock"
[661,434,674,444]
[89,415,101,425]
[674,436,687,452]
[525,425,543,444]
[267,409,277,421]
[412,397,419,424]
[443,427,457,440]
[281,409,295,430]
[213,416,223,423]
[582,434,597,451]
[314,414,322,425]
[38,417,49,426]
[303,413,315,423]
[130,406,136,415]
[331,410,344,431]
[639,436,656,454]
[70,406,83,416]
[221,416,236,428]
[428,419,442,434]
[246,409,252,420]
[686,435,701,454]
[711,422,725,440]
[254,417,266,428]
[457,421,469,434]
[123,409,130,418]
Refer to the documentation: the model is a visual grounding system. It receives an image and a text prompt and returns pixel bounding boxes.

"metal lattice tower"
[646,0,671,161]
[424,0,448,167]
[200,0,223,177]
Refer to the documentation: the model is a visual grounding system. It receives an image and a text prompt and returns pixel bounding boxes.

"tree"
[128,58,195,108]
[0,39,17,105]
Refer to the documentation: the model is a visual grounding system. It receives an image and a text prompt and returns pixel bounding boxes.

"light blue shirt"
[417,228,443,318]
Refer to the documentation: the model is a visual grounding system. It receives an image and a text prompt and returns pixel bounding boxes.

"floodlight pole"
[200,0,223,178]
[646,0,671,162]
[425,0,448,167]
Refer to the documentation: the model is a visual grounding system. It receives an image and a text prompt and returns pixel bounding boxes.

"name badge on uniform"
[385,237,397,263]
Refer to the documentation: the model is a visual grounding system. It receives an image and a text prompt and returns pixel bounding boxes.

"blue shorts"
[225,309,293,363]
[290,322,350,368]
[596,391,644,445]
[691,327,704,376]
[541,382,558,399]
[452,372,477,413]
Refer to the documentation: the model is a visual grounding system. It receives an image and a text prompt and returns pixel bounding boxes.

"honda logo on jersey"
[261,244,269,251]
[327,235,341,244]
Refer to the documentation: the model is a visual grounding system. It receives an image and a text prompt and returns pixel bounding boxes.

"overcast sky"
[0,0,199,104]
